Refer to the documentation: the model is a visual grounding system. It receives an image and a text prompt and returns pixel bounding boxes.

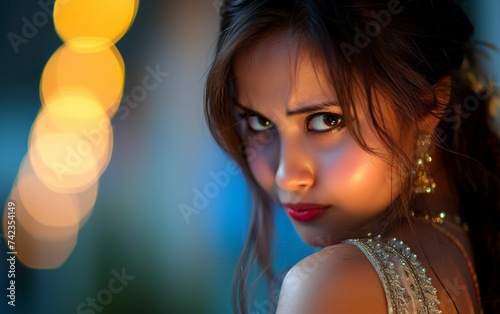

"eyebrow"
[286,101,340,116]
[233,100,252,112]
[233,99,340,117]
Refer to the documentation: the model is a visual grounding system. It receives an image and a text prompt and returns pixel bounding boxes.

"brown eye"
[306,113,344,132]
[244,114,273,132]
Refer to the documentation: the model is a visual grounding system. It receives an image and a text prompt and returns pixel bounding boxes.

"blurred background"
[0,0,498,313]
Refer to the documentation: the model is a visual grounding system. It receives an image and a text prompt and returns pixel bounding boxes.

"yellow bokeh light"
[41,44,125,117]
[0,0,139,270]
[53,0,139,51]
[18,166,81,229]
[3,187,78,269]
[29,105,113,193]
[10,183,78,243]
[16,157,98,232]
[37,90,111,133]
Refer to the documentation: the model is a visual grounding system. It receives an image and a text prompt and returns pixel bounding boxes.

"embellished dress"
[277,213,481,313]
[344,235,442,314]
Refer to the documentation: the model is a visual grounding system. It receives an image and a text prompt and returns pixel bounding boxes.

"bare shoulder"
[276,243,387,314]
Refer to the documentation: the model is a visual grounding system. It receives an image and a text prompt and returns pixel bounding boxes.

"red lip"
[283,203,330,222]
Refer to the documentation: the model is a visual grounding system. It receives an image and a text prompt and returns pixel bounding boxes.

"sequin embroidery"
[344,236,441,314]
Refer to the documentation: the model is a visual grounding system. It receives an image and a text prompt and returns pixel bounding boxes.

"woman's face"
[233,37,403,246]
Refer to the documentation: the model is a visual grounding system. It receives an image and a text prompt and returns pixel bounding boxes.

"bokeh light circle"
[28,100,113,193]
[41,44,125,117]
[53,0,139,52]
[3,185,78,269]
[16,156,98,231]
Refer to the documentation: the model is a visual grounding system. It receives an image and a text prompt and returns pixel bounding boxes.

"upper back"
[276,219,481,314]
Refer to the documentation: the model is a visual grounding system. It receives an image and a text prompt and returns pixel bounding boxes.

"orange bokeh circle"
[53,0,139,52]
[40,44,125,117]
[28,103,113,193]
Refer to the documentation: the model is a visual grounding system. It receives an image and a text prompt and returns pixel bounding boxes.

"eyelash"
[237,111,345,134]
[237,111,271,133]
[306,112,345,133]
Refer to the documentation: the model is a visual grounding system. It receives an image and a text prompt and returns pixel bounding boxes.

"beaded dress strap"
[344,235,442,314]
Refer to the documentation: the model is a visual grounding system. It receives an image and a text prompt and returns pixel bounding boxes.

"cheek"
[244,132,279,195]
[318,138,397,213]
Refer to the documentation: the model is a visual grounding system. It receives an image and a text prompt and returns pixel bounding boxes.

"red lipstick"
[283,203,330,222]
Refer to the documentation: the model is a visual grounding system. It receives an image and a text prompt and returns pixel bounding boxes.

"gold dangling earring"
[413,131,436,194]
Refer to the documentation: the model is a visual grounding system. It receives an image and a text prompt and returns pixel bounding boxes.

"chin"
[294,225,345,248]
[293,219,374,247]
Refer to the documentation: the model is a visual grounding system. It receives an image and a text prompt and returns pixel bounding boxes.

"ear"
[420,75,451,133]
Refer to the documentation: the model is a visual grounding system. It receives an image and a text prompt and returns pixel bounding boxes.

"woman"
[205,0,500,313]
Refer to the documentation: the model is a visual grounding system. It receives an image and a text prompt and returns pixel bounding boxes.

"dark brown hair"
[205,0,500,312]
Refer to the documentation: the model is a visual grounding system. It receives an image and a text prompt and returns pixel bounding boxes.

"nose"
[275,138,315,192]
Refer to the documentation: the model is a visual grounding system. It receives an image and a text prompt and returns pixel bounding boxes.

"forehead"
[232,36,336,110]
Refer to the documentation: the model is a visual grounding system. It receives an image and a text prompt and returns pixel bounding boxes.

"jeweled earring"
[413,131,436,194]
